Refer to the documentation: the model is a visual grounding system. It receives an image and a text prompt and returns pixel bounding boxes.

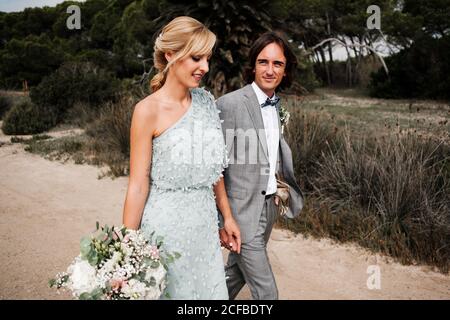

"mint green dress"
[140,88,229,299]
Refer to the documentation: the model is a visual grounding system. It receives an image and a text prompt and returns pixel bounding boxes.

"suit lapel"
[275,99,282,138]
[243,85,269,162]
[275,99,282,173]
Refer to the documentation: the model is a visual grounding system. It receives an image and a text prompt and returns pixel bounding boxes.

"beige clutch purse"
[274,173,290,216]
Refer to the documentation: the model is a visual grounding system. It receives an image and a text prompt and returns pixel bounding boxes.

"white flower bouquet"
[50,222,179,300]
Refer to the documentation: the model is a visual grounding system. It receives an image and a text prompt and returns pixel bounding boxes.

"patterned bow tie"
[260,97,280,108]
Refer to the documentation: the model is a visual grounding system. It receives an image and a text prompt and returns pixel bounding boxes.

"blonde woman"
[122,16,241,299]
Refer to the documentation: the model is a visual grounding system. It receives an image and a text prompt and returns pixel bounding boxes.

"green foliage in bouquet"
[50,222,180,300]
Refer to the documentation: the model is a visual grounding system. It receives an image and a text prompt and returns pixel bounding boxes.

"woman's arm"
[122,100,157,230]
[214,177,241,253]
[215,96,240,252]
[214,177,233,221]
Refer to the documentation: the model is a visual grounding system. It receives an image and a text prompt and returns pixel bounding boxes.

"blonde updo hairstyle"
[150,16,216,92]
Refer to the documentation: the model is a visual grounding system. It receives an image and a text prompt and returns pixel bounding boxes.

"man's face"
[253,42,286,97]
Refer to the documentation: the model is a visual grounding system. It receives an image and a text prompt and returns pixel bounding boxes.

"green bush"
[30,61,120,125]
[369,34,450,100]
[283,105,450,272]
[0,34,64,88]
[283,105,342,192]
[2,100,57,134]
[0,94,13,119]
[312,131,449,271]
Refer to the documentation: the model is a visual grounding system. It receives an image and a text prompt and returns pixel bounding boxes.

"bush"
[2,100,57,135]
[281,104,450,272]
[0,35,64,88]
[86,94,135,177]
[369,34,450,100]
[296,62,321,94]
[23,135,87,163]
[283,105,342,192]
[313,131,449,271]
[0,94,13,119]
[30,61,120,125]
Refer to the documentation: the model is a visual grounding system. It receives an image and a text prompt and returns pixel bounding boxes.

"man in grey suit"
[216,31,304,300]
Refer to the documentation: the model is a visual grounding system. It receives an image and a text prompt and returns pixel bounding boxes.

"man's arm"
[216,96,236,230]
[216,96,235,161]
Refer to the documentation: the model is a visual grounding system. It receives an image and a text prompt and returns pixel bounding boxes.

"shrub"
[313,131,449,271]
[29,61,120,125]
[0,35,64,88]
[369,34,450,100]
[283,105,342,192]
[280,103,450,272]
[86,94,135,177]
[2,100,57,134]
[0,94,13,119]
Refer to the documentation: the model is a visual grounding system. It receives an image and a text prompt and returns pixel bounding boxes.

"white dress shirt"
[251,82,280,195]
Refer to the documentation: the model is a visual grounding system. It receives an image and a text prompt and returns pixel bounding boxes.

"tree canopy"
[0,0,448,99]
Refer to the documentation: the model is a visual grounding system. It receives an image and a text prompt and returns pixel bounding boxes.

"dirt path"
[1,130,449,300]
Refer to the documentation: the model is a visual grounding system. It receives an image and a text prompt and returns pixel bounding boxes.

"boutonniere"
[278,104,290,134]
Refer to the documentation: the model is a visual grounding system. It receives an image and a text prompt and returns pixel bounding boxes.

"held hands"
[219,217,241,254]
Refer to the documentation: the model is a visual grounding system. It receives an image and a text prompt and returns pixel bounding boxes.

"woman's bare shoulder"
[133,93,162,119]
[131,94,163,139]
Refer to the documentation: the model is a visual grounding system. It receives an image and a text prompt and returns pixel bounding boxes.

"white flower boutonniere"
[278,104,290,134]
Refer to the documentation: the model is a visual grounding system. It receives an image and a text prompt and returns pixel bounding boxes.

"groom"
[216,31,304,300]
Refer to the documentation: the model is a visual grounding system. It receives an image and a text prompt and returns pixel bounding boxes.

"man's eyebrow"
[257,58,285,65]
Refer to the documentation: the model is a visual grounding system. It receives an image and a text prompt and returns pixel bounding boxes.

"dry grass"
[285,88,450,144]
[12,87,449,272]
[280,90,450,272]
[85,94,136,178]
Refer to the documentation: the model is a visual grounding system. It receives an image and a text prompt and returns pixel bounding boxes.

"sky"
[0,0,84,12]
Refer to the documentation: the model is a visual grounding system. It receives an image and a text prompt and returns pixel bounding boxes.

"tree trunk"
[328,44,334,85]
[325,11,333,85]
[350,37,359,58]
[342,37,352,87]
[318,47,331,86]
[313,50,321,64]
[308,37,390,78]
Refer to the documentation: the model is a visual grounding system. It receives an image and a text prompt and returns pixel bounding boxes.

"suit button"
[261,190,266,195]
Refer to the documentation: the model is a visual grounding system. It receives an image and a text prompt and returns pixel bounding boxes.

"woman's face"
[168,53,210,88]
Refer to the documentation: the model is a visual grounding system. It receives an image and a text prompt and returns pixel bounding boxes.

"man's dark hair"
[244,31,298,91]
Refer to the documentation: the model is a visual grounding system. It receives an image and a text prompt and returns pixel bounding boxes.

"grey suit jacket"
[216,84,304,243]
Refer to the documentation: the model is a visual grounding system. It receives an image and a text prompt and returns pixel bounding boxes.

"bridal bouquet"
[49,223,179,300]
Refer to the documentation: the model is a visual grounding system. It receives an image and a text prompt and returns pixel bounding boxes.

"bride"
[122,16,241,299]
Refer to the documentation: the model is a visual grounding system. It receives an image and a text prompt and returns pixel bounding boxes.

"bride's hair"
[150,16,216,92]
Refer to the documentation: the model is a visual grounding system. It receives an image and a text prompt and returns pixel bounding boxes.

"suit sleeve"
[215,96,236,229]
[216,96,236,160]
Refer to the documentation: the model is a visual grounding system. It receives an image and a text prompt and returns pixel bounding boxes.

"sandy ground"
[0,128,449,300]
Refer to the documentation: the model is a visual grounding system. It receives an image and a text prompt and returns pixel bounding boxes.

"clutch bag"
[274,173,290,217]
